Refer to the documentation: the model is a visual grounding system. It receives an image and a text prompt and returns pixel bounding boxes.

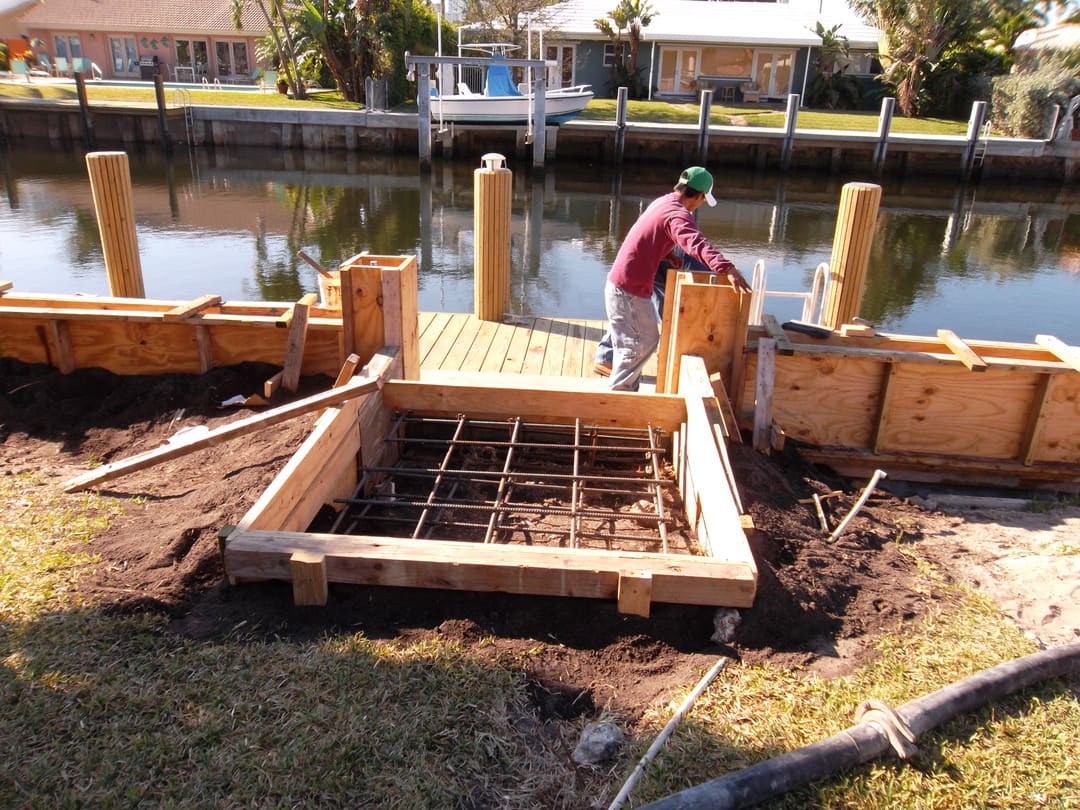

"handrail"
[749,260,830,326]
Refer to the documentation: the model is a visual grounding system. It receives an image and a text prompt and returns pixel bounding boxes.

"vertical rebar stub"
[481,152,506,171]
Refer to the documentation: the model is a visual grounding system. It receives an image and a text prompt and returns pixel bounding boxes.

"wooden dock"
[417,312,639,378]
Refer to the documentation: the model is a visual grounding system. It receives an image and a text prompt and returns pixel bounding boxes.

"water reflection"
[0,145,1077,344]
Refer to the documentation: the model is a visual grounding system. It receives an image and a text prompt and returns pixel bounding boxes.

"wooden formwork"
[0,253,418,382]
[221,350,758,616]
[738,320,1080,490]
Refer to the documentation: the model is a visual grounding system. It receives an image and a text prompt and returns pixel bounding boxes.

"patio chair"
[72,57,91,75]
[11,58,31,82]
[54,56,70,77]
[260,69,277,91]
[37,55,54,76]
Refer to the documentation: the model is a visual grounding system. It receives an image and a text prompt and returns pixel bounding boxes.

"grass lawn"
[0,81,972,135]
[1,472,1077,808]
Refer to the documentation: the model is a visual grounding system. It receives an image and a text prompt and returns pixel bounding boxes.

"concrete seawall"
[1,98,1076,182]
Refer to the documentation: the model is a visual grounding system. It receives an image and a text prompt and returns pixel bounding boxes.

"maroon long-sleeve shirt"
[608,192,736,298]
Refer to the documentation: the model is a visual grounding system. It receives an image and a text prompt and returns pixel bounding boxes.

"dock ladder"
[972,119,992,167]
[749,259,830,326]
[172,88,195,146]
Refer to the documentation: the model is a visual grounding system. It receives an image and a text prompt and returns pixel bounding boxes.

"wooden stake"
[752,337,776,453]
[291,550,329,606]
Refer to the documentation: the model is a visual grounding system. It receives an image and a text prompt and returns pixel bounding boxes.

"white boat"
[431,44,593,125]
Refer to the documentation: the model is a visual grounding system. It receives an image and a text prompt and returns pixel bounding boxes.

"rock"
[572,720,625,765]
[711,607,742,643]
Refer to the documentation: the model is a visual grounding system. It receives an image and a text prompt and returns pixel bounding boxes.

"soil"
[2,358,1077,727]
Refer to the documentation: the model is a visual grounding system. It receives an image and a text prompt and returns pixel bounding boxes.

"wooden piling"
[697,88,713,162]
[820,182,881,329]
[85,151,145,298]
[473,153,511,322]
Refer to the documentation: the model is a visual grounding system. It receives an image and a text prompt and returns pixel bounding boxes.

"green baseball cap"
[677,166,717,206]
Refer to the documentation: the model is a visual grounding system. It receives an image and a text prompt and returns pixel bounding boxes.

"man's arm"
[668,211,752,292]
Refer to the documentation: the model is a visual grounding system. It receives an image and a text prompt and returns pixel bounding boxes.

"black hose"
[640,642,1080,810]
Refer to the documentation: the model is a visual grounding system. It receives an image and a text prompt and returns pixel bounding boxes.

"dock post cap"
[480,153,507,170]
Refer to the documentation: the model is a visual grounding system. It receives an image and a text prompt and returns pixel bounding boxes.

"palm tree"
[595,0,655,97]
[231,0,307,99]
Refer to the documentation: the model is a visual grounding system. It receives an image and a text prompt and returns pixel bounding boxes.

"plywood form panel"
[67,320,205,375]
[747,353,883,448]
[224,531,758,608]
[877,365,1038,459]
[0,319,53,365]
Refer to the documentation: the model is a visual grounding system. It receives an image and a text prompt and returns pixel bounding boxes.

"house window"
[109,36,139,75]
[835,51,879,75]
[658,48,698,94]
[699,47,753,78]
[53,34,83,60]
[603,43,615,67]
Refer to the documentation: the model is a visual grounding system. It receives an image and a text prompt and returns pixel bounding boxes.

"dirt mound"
[1,359,938,720]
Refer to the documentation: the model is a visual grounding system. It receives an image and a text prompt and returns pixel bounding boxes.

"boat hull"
[430,90,593,124]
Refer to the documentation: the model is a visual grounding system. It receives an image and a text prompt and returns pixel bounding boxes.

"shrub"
[991,54,1080,138]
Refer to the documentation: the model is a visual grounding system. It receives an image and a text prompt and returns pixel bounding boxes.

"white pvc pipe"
[828,469,887,543]
[608,657,731,810]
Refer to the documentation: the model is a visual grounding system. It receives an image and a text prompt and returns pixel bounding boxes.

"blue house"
[532,0,882,104]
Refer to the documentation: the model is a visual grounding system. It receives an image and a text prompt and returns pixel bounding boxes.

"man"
[600,166,751,391]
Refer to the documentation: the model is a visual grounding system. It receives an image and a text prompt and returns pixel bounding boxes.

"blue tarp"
[484,58,522,97]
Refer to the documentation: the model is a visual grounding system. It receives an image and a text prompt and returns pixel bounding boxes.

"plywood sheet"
[1032,372,1080,463]
[877,365,1038,459]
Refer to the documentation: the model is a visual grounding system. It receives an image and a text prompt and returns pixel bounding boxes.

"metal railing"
[749,259,830,326]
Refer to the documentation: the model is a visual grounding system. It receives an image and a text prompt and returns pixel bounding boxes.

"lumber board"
[224,530,758,608]
[617,571,653,618]
[521,319,553,375]
[479,322,517,373]
[163,295,222,322]
[47,320,75,374]
[460,319,501,374]
[1035,334,1080,373]
[418,312,453,366]
[500,319,533,374]
[440,313,482,371]
[339,262,384,364]
[761,314,795,354]
[240,396,364,532]
[357,349,405,492]
[540,319,570,376]
[679,357,755,571]
[752,338,776,453]
[424,312,471,370]
[194,325,213,373]
[0,281,13,294]
[561,320,588,378]
[385,374,686,433]
[380,257,419,380]
[876,365,1039,459]
[1028,371,1080,464]
[801,447,1080,490]
[871,362,898,453]
[281,295,315,392]
[937,329,988,371]
[1020,374,1054,466]
[64,375,380,493]
[654,269,680,394]
[662,278,743,393]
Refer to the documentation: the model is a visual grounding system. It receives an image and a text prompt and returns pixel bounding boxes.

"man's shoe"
[594,361,612,377]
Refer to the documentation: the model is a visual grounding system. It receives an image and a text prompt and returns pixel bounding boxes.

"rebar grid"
[330,413,686,552]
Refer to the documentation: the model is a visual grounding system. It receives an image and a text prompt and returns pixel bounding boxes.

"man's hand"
[718,262,752,293]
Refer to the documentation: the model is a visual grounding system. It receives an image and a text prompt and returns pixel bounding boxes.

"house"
[9,0,267,82]
[533,0,882,104]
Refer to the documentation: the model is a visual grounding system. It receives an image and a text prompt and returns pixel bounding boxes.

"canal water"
[1,146,1078,345]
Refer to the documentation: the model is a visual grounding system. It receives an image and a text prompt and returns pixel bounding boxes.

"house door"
[109,37,138,76]
[176,39,209,80]
[545,44,576,88]
[658,48,698,95]
[754,50,793,99]
[215,41,250,78]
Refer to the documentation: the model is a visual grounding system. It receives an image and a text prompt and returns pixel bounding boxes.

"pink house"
[13,0,268,82]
